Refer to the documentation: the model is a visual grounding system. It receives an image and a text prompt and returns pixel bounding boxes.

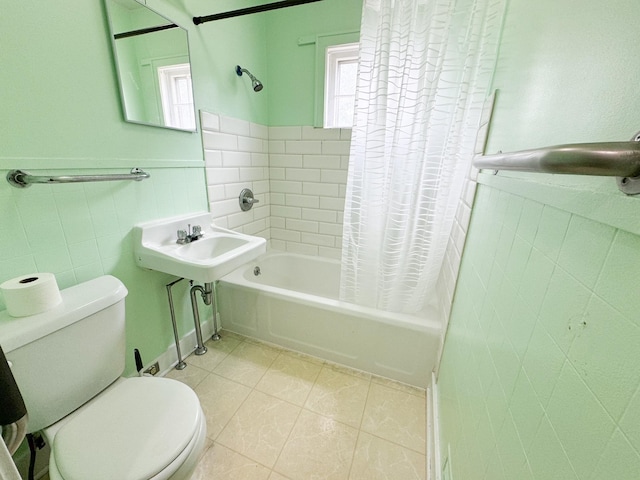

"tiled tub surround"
[268,126,351,259]
[201,111,271,239]
[167,331,427,480]
[437,177,640,479]
[201,113,351,259]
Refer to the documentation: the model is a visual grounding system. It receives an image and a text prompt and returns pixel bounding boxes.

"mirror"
[105,0,197,132]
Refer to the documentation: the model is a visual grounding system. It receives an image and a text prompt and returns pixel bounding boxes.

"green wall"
[264,0,363,126]
[438,0,640,478]
[0,0,358,375]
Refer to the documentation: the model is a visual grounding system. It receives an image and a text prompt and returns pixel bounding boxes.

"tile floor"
[165,330,427,480]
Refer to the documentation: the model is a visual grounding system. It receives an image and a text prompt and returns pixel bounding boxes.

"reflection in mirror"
[105,0,197,131]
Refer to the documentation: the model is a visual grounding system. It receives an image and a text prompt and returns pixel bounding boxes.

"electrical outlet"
[144,362,160,376]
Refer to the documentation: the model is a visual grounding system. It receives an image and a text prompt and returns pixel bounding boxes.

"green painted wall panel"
[439,0,640,477]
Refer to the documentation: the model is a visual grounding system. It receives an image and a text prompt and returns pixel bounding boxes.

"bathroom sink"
[132,212,266,283]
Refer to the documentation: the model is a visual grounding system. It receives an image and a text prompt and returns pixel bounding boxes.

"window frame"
[323,43,359,129]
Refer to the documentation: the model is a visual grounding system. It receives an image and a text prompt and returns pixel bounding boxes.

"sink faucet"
[176,224,203,244]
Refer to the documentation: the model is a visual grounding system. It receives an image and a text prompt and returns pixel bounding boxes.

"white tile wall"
[201,113,350,259]
[201,112,270,240]
[268,126,350,259]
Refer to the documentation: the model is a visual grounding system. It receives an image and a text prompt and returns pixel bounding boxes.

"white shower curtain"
[340,0,505,314]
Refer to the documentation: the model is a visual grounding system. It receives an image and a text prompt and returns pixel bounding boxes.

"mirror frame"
[105,0,198,132]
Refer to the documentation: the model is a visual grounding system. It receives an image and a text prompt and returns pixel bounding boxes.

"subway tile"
[285,194,319,209]
[253,205,269,221]
[200,111,220,131]
[302,208,337,223]
[286,218,319,233]
[253,180,270,194]
[210,199,240,217]
[301,232,335,247]
[320,196,345,211]
[222,151,252,167]
[285,140,322,155]
[219,115,251,136]
[250,122,269,140]
[268,140,285,154]
[206,167,240,185]
[285,168,320,182]
[271,228,301,242]
[268,126,302,140]
[238,136,265,153]
[321,169,348,184]
[270,180,302,194]
[204,150,222,167]
[270,239,286,251]
[303,182,339,197]
[322,140,351,155]
[227,211,254,229]
[270,217,285,229]
[270,154,303,168]
[269,193,285,207]
[271,205,301,219]
[251,153,269,167]
[202,131,238,151]
[269,167,285,180]
[239,167,266,182]
[303,155,342,169]
[340,128,352,140]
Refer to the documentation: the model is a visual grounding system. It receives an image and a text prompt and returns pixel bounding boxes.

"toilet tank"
[0,275,128,433]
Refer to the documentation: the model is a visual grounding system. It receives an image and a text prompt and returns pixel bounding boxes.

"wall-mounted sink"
[132,212,266,283]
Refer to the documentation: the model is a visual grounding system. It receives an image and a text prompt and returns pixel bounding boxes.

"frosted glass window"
[158,64,196,131]
[324,43,359,129]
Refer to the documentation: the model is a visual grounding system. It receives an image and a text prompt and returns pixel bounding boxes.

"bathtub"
[217,251,441,387]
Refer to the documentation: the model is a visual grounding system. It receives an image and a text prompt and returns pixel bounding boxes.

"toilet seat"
[45,377,205,480]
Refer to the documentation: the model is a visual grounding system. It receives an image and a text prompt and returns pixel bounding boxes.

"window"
[157,63,196,130]
[323,43,359,129]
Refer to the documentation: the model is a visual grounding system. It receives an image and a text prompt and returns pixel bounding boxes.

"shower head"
[235,65,263,92]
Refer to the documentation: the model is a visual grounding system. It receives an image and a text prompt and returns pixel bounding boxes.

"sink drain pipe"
[189,281,221,355]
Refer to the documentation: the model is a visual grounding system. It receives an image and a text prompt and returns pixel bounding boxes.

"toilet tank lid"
[0,275,128,353]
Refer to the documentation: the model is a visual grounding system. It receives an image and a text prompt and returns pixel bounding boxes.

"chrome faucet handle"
[177,229,188,244]
[192,225,202,236]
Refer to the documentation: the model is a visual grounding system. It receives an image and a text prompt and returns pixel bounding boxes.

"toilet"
[0,275,206,480]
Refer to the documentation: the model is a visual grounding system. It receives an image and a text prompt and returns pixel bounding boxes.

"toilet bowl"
[0,276,206,480]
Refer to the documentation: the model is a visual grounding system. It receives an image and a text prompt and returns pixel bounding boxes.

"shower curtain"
[340,0,505,314]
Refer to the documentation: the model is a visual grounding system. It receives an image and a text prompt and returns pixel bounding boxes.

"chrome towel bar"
[6,168,150,188]
[473,135,640,195]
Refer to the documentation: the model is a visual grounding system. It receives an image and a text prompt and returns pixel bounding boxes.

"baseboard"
[427,372,442,480]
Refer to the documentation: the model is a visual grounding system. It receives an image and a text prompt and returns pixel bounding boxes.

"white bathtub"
[218,251,441,387]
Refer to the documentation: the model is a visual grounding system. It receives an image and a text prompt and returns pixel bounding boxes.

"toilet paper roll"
[0,273,62,317]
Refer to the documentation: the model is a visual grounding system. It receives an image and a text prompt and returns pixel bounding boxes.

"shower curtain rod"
[193,0,323,25]
[473,139,640,195]
[113,0,323,39]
